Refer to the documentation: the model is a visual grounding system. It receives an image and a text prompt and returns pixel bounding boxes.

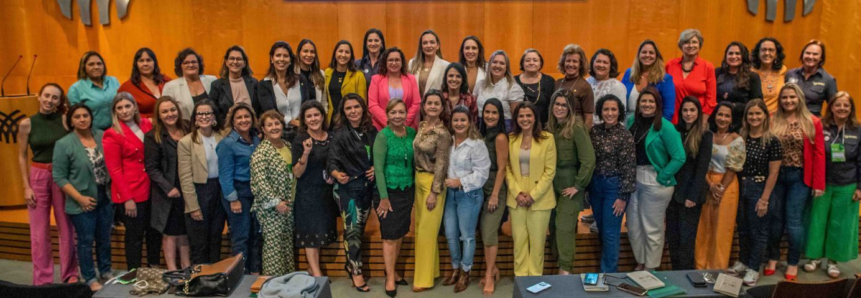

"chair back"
[771,279,848,298]
[847,277,861,298]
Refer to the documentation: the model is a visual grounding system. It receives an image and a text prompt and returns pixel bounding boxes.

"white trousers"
[626,166,675,268]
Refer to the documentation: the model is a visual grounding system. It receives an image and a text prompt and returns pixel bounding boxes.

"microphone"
[1,55,23,97]
[26,55,37,95]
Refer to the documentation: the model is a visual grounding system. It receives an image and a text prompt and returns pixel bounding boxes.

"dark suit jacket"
[253,76,312,115]
[210,76,259,128]
[673,130,713,204]
[144,127,183,233]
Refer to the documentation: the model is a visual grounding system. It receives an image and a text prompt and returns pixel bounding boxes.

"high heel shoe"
[385,272,409,286]
[386,286,397,297]
[443,269,461,286]
[346,266,370,292]
[479,267,500,285]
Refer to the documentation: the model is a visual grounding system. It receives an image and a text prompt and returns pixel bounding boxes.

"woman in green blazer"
[250,110,296,276]
[325,40,368,124]
[547,89,596,275]
[625,86,686,271]
[52,104,113,291]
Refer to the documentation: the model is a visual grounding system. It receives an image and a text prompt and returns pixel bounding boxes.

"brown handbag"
[163,253,245,296]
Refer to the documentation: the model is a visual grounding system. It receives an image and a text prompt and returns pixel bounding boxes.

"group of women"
[19,27,855,296]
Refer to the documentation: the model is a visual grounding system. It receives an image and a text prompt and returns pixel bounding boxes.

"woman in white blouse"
[475,50,525,131]
[254,42,311,132]
[587,49,628,124]
[408,30,450,96]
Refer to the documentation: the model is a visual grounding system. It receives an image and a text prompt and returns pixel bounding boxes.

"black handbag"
[162,253,245,296]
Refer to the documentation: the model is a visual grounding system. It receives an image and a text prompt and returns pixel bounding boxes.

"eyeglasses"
[196,111,214,117]
[182,60,199,65]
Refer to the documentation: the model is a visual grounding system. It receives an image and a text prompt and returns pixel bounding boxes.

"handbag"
[162,253,245,296]
[130,267,169,296]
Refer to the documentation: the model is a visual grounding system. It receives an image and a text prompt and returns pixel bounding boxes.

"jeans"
[222,180,262,273]
[767,167,809,265]
[444,187,483,272]
[69,185,114,285]
[588,175,624,273]
[120,199,162,269]
[737,177,775,271]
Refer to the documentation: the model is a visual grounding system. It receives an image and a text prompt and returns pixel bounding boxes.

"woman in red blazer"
[103,92,161,270]
[118,48,172,119]
[368,47,422,130]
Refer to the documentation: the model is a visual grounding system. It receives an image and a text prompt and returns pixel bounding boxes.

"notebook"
[713,273,743,297]
[627,271,665,290]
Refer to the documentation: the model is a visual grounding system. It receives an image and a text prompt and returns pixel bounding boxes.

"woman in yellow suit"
[506,101,557,276]
[325,40,367,124]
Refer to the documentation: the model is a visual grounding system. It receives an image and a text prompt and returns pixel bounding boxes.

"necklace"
[525,77,541,103]
[715,131,729,143]
[632,124,648,144]
[761,69,776,91]
[682,60,695,73]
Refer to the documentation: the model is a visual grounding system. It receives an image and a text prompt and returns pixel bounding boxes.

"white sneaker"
[727,261,748,275]
[589,221,598,233]
[803,259,821,272]
[743,269,759,286]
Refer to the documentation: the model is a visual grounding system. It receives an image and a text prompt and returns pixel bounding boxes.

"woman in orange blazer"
[368,47,422,130]
[102,92,161,270]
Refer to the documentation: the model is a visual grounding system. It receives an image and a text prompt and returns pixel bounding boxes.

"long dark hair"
[459,35,486,70]
[480,98,507,137]
[360,28,386,62]
[410,30,443,74]
[151,96,189,144]
[66,103,93,131]
[328,40,358,72]
[333,93,373,132]
[634,86,664,131]
[589,48,620,79]
[709,102,738,133]
[751,37,785,70]
[377,47,407,77]
[77,51,106,80]
[295,39,326,91]
[219,45,253,79]
[441,63,469,95]
[265,41,298,89]
[511,102,547,142]
[718,42,754,89]
[675,96,706,156]
[595,94,627,123]
[421,89,451,129]
[130,48,165,85]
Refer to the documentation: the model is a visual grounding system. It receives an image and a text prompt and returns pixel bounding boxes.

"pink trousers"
[28,164,78,285]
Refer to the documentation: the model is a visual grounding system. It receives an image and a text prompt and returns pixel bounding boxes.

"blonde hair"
[772,83,817,143]
[451,105,481,140]
[110,92,142,135]
[822,91,859,128]
[482,50,515,90]
[409,30,444,75]
[630,40,667,85]
[741,99,774,149]
[546,89,579,139]
[556,44,589,78]
[385,98,406,126]
[152,96,188,144]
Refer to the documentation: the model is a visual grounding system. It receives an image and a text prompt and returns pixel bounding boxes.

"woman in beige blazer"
[408,30,450,96]
[177,99,225,265]
[163,48,218,122]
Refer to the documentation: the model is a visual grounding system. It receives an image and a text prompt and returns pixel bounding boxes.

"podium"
[0,96,39,207]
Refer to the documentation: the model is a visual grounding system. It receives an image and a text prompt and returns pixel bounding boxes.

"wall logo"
[748,0,816,22]
[0,110,25,144]
[57,0,131,26]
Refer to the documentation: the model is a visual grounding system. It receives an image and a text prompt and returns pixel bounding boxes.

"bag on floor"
[162,253,245,296]
[130,267,169,296]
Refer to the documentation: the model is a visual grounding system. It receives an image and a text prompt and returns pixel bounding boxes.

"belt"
[742,176,766,183]
[31,162,52,170]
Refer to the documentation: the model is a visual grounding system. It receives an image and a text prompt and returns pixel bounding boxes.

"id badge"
[831,143,846,162]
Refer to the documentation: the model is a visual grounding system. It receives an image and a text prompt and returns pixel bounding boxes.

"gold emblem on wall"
[57,0,131,26]
[748,0,816,22]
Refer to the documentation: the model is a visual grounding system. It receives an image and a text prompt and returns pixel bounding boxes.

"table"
[94,275,332,298]
[514,270,742,298]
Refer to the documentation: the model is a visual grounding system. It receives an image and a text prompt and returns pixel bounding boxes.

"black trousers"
[185,178,227,265]
[121,200,163,269]
[665,199,703,270]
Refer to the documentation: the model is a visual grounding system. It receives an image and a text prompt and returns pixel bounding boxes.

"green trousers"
[805,183,859,262]
[551,188,584,272]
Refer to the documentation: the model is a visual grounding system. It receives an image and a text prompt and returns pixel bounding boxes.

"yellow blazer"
[505,131,557,210]
[177,130,223,213]
[324,68,367,122]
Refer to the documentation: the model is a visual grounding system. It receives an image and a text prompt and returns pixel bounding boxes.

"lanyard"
[830,124,846,146]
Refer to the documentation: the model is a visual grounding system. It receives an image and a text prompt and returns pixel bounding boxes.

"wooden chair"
[770,278,848,298]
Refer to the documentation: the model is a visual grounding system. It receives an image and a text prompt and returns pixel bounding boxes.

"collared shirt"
[554,76,596,121]
[216,129,261,201]
[824,124,861,189]
[590,123,636,199]
[447,137,491,193]
[356,57,381,89]
[68,76,120,130]
[587,77,627,124]
[785,67,838,116]
[666,57,717,120]
[474,78,525,120]
[327,125,378,179]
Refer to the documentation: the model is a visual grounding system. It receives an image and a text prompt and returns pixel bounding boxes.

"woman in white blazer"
[163,48,218,122]
[408,30,450,96]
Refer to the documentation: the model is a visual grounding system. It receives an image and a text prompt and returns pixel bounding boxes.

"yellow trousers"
[413,172,447,288]
[694,171,739,269]
[510,206,552,276]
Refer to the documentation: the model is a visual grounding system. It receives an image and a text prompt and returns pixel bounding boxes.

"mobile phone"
[526,281,552,294]
[617,283,648,296]
[116,269,137,284]
[687,272,707,288]
[584,273,599,285]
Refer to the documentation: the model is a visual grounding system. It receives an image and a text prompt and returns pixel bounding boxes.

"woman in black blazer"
[254,42,311,142]
[666,96,713,270]
[144,96,192,271]
[210,46,258,129]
